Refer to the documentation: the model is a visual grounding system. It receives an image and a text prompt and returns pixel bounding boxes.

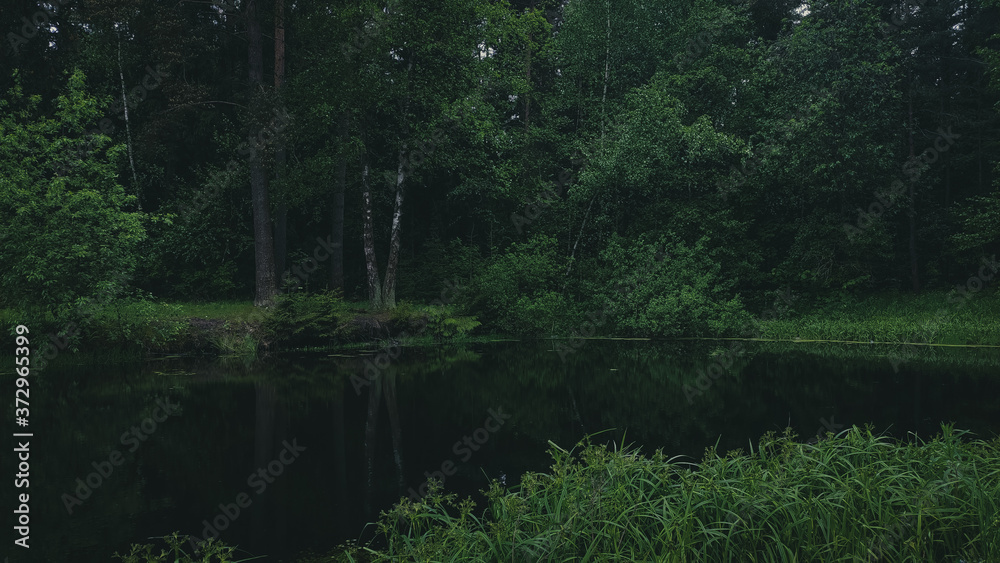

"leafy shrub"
[598,234,750,337]
[423,305,481,340]
[263,290,346,347]
[466,234,571,335]
[84,294,186,350]
[0,69,146,310]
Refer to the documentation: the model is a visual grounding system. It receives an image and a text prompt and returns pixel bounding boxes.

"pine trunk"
[331,112,349,293]
[248,0,277,307]
[273,0,288,285]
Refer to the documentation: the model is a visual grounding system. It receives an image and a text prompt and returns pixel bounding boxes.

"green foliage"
[757,289,1000,345]
[367,426,1000,561]
[950,190,1000,259]
[598,235,750,338]
[208,331,261,359]
[423,305,481,340]
[397,236,482,303]
[467,234,571,335]
[83,295,187,351]
[0,69,146,310]
[262,290,347,347]
[113,531,253,562]
[138,206,244,300]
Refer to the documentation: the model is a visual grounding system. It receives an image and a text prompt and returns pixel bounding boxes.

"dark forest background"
[2,0,999,337]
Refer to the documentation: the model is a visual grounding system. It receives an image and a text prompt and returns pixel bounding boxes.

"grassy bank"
[5,289,998,364]
[0,292,481,361]
[755,290,1000,346]
[119,425,1000,562]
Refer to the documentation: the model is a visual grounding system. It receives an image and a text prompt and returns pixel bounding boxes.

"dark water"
[4,340,1000,562]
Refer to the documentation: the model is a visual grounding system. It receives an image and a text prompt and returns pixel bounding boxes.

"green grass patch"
[756,290,1000,346]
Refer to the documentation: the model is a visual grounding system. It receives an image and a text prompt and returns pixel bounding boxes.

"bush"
[423,305,481,340]
[263,290,347,347]
[466,234,572,335]
[598,234,751,337]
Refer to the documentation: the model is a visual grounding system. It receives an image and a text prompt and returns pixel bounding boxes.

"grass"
[339,425,1000,562]
[755,290,1000,346]
[6,289,998,364]
[161,301,259,321]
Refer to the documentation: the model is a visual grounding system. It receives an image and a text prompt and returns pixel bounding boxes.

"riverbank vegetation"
[3,288,998,363]
[118,425,1000,562]
[357,426,1000,562]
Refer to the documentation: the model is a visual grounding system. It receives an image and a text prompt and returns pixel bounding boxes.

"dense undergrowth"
[118,425,1000,562]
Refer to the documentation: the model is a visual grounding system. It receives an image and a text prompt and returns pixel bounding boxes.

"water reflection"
[8,341,1000,561]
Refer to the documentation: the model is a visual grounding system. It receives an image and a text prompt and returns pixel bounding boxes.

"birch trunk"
[361,121,382,309]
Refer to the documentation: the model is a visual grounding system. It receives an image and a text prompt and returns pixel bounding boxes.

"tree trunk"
[273,0,288,285]
[117,32,141,210]
[379,58,413,311]
[331,112,350,293]
[380,144,406,310]
[907,90,919,294]
[248,0,278,307]
[360,120,382,309]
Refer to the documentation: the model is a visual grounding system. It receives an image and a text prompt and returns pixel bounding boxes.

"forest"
[3,1,1000,561]
[2,0,999,348]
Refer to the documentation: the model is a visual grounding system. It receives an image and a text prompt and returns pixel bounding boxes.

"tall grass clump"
[364,425,1000,562]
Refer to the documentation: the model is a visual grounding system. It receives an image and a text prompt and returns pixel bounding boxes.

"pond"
[12,340,1000,561]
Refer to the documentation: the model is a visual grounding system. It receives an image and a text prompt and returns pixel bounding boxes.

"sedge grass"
[354,425,1000,562]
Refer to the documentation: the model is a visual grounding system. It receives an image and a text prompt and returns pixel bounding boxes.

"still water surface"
[8,340,1000,561]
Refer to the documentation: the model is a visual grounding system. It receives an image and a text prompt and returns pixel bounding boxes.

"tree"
[0,69,145,311]
[246,0,278,307]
